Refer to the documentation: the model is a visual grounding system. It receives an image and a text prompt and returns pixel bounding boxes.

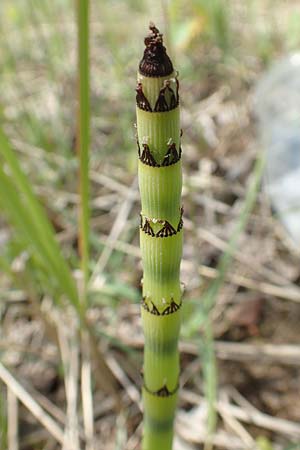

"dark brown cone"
[139,23,173,78]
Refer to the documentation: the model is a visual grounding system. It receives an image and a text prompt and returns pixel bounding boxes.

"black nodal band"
[141,296,150,312]
[139,24,174,78]
[154,86,169,112]
[177,206,184,232]
[154,82,178,112]
[142,218,155,236]
[140,143,159,167]
[136,81,179,113]
[162,142,180,166]
[143,381,179,397]
[140,209,184,238]
[137,141,182,168]
[150,301,160,315]
[136,82,152,111]
[162,299,181,315]
[141,297,161,315]
[176,78,180,101]
[137,139,141,158]
[156,221,177,238]
[141,296,182,316]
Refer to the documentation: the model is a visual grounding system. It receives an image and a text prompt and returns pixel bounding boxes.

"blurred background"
[1,1,300,449]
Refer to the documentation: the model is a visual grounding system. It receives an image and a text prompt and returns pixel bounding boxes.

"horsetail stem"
[136,24,183,450]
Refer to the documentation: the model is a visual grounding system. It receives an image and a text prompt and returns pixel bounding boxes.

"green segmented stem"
[137,106,180,164]
[136,24,183,450]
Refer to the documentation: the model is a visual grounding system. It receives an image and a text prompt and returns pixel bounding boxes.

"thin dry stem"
[0,363,64,444]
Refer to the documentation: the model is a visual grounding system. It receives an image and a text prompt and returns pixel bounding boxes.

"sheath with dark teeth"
[138,141,182,167]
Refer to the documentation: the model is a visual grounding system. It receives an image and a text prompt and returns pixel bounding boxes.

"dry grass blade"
[173,437,197,450]
[106,354,141,410]
[177,410,248,450]
[90,177,138,284]
[218,400,300,438]
[84,318,120,407]
[0,363,64,445]
[90,171,136,197]
[214,341,300,365]
[81,331,95,450]
[193,224,291,287]
[7,388,19,450]
[120,334,300,366]
[55,314,80,450]
[181,389,300,439]
[218,391,255,447]
[125,423,143,450]
[198,264,300,303]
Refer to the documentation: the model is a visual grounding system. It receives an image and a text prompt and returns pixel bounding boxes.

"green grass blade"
[76,0,90,299]
[0,389,7,450]
[201,321,217,442]
[0,165,73,305]
[0,129,79,308]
